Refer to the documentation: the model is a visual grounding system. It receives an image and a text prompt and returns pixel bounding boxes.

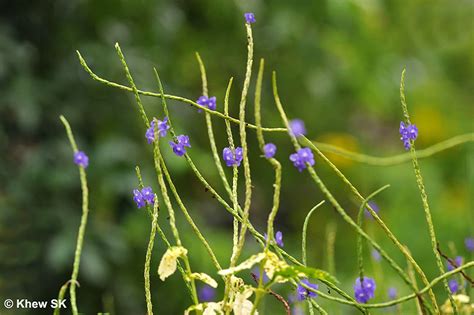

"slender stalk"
[302,201,326,265]
[252,58,284,315]
[54,280,78,315]
[356,185,390,283]
[136,166,195,298]
[232,23,254,266]
[399,69,456,314]
[144,197,159,315]
[60,115,89,315]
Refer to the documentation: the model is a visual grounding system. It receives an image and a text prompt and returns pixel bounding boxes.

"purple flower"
[448,279,459,294]
[196,95,217,111]
[252,267,269,284]
[169,134,191,157]
[465,237,474,252]
[263,143,277,159]
[289,147,315,172]
[388,287,397,299]
[133,189,146,209]
[289,119,306,137]
[146,117,170,143]
[297,279,318,300]
[73,151,89,168]
[275,231,284,247]
[133,187,155,208]
[399,121,418,150]
[447,256,463,271]
[364,201,379,219]
[244,13,256,24]
[141,186,155,205]
[198,285,216,302]
[371,249,381,262]
[353,277,376,304]
[264,231,284,247]
[222,147,243,167]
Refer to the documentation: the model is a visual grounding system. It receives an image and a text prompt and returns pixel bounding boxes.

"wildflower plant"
[53,11,474,315]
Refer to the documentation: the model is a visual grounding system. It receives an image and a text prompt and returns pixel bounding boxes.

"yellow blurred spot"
[412,106,444,145]
[316,133,359,168]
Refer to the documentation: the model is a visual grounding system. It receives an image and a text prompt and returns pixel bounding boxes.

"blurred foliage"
[0,0,472,314]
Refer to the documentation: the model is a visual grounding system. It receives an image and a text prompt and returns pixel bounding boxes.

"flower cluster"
[289,119,306,137]
[465,237,474,252]
[264,231,284,247]
[73,151,89,168]
[133,186,155,208]
[223,147,243,167]
[263,143,277,159]
[169,135,191,157]
[297,279,318,300]
[196,95,217,111]
[146,117,170,143]
[388,287,397,300]
[449,279,459,294]
[447,256,463,271]
[371,249,381,262]
[289,147,315,172]
[244,12,256,24]
[353,277,376,303]
[399,121,418,150]
[198,285,216,302]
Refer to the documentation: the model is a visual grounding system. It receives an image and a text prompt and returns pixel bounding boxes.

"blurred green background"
[1,0,473,314]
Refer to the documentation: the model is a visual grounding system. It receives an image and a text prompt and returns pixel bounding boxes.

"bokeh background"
[1,0,473,314]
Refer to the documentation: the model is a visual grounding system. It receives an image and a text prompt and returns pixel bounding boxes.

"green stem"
[144,197,159,315]
[59,116,89,315]
[356,185,390,283]
[302,201,326,265]
[399,69,456,314]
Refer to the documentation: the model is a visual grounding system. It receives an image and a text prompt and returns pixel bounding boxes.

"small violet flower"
[133,187,155,209]
[297,279,318,300]
[448,279,459,294]
[74,151,89,168]
[353,277,376,304]
[146,117,170,143]
[371,249,381,262]
[198,285,216,302]
[222,147,243,167]
[252,267,269,284]
[447,256,463,271]
[465,237,474,252]
[244,12,256,24]
[263,143,277,159]
[141,186,155,205]
[289,119,306,137]
[264,231,284,247]
[399,121,418,150]
[196,95,217,111]
[388,287,397,300]
[133,189,145,209]
[364,201,379,219]
[289,147,315,172]
[275,231,284,247]
[169,135,191,157]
